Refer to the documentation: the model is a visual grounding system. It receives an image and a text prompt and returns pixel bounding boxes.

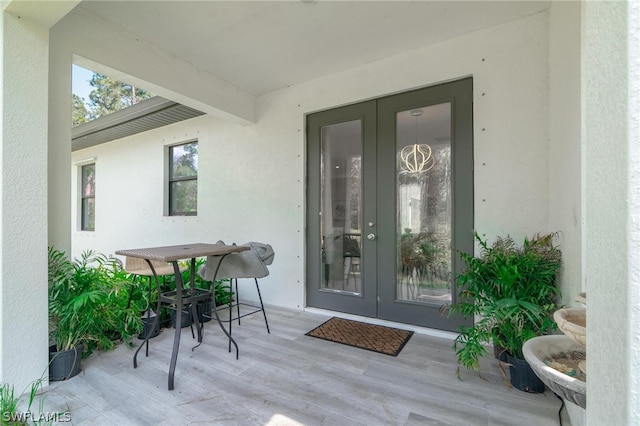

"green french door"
[306,78,473,331]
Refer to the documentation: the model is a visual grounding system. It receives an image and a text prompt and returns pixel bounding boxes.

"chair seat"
[197,241,274,342]
[198,242,273,280]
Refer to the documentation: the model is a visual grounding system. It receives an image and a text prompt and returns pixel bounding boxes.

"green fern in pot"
[450,232,562,372]
[48,248,142,354]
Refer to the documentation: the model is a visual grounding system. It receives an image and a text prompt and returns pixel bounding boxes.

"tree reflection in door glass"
[396,104,452,304]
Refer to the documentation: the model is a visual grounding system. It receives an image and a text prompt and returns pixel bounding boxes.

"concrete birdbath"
[522,295,587,409]
[523,335,586,408]
[554,307,587,374]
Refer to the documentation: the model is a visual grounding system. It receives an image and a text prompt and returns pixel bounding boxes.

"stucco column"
[629,2,640,422]
[583,1,639,424]
[48,23,72,254]
[0,11,50,389]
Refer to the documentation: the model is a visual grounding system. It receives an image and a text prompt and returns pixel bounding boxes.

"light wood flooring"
[37,306,568,425]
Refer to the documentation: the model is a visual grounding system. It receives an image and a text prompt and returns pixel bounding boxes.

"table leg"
[167,260,184,391]
[133,252,241,390]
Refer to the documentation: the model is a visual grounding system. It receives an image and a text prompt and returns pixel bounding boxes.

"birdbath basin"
[523,335,586,409]
[554,308,586,347]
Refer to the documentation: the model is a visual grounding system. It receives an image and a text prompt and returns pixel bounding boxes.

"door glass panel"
[396,103,452,304]
[320,120,362,294]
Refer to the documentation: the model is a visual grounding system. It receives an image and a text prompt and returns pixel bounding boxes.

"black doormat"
[305,317,413,356]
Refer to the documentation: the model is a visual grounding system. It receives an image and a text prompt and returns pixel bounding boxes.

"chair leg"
[224,277,269,353]
[126,281,135,310]
[235,278,241,326]
[141,276,154,357]
[126,274,142,310]
[254,278,270,334]
[188,303,195,339]
[228,280,235,353]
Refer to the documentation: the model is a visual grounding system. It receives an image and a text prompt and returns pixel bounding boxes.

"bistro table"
[115,243,249,390]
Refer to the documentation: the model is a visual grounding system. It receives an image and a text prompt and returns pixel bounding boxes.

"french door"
[306,78,473,331]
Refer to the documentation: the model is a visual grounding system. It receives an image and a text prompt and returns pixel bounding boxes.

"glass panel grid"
[170,142,198,179]
[170,180,198,216]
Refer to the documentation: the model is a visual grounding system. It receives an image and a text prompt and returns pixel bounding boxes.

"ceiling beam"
[56,5,256,125]
[3,0,80,28]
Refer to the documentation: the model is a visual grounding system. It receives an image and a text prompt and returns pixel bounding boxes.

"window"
[81,163,95,231]
[168,141,198,216]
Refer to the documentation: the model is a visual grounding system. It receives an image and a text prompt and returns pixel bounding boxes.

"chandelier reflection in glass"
[399,109,435,173]
[400,143,435,173]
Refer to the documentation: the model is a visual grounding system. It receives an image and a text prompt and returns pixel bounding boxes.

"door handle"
[367,233,376,241]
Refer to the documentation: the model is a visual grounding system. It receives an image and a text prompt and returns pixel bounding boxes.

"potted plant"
[450,232,562,392]
[167,258,235,324]
[162,258,203,328]
[195,279,235,324]
[126,278,161,339]
[48,248,142,381]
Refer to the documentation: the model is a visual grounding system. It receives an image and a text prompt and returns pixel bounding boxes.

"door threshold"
[304,307,458,341]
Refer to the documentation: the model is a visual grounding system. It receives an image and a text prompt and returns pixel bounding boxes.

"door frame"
[376,78,474,330]
[306,100,378,317]
[306,78,474,331]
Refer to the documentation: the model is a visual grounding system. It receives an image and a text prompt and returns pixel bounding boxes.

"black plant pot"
[505,353,545,393]
[138,312,160,339]
[159,307,172,328]
[170,307,193,328]
[494,344,508,362]
[49,342,83,381]
[197,298,213,323]
[492,329,508,362]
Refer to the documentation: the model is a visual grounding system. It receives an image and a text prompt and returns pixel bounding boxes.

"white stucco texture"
[1,11,49,390]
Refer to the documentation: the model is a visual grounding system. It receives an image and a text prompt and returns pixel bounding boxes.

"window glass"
[81,163,95,230]
[170,142,198,179]
[169,142,198,215]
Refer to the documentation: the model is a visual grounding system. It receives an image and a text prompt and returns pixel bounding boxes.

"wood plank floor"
[38,307,568,425]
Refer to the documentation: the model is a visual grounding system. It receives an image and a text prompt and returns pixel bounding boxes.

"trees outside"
[72,72,153,127]
[72,94,90,127]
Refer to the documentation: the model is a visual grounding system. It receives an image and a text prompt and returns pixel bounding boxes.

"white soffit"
[71,97,205,151]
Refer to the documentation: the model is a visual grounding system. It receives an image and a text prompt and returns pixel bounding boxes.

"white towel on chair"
[198,242,274,281]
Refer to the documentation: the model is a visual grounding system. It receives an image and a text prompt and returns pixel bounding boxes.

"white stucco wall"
[549,1,583,311]
[263,10,552,245]
[548,3,587,423]
[629,1,640,422]
[0,11,50,390]
[70,11,552,313]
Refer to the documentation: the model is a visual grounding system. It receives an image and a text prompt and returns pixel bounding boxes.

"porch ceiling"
[69,1,550,144]
[78,1,550,97]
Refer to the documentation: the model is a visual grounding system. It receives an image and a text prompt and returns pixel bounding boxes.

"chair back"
[124,257,176,276]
